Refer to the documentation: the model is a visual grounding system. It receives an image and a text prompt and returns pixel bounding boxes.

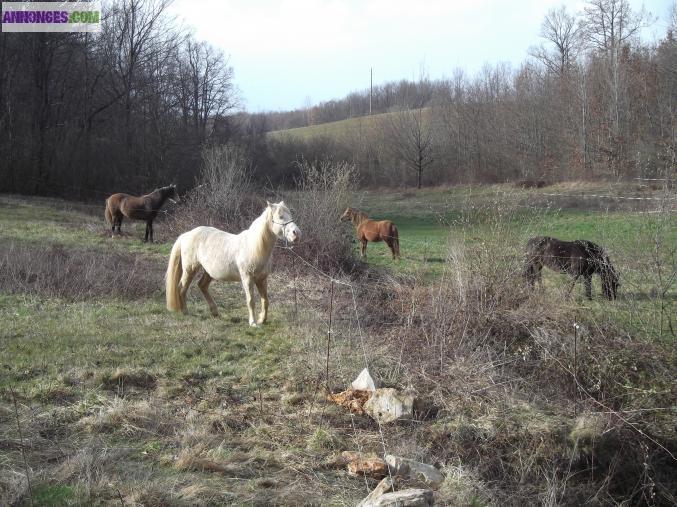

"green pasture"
[0,185,674,504]
[0,195,366,505]
[266,108,435,143]
[345,186,675,341]
[0,195,175,258]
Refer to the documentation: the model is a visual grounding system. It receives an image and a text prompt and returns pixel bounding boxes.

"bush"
[170,144,256,234]
[278,158,358,274]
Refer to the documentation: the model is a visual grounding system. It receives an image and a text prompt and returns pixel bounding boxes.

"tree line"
[255,1,676,187]
[0,0,674,197]
[0,0,236,198]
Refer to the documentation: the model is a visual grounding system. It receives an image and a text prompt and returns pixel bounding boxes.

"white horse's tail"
[166,236,183,312]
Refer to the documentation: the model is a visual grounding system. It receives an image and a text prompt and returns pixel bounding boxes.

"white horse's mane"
[247,206,276,261]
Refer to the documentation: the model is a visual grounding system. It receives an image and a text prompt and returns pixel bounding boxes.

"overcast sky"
[169,0,674,112]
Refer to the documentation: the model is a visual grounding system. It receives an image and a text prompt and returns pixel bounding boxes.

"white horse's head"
[267,201,301,244]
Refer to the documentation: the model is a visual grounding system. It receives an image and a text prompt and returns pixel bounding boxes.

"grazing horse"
[524,236,619,300]
[340,207,400,259]
[105,184,178,242]
[165,201,301,326]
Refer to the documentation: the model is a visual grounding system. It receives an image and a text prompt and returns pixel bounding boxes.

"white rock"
[362,489,434,507]
[364,388,414,424]
[357,477,394,507]
[352,368,376,392]
[385,455,445,489]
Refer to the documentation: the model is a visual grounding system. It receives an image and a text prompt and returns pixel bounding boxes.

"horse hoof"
[249,322,258,327]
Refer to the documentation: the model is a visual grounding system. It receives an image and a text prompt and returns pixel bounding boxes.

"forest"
[0,1,675,196]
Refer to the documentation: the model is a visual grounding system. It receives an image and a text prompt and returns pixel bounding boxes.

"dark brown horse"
[524,236,619,300]
[105,184,178,242]
[340,207,400,259]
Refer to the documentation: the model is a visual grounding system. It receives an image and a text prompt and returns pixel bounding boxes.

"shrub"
[277,158,358,274]
[170,144,256,234]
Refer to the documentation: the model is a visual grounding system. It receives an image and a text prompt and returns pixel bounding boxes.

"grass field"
[267,112,388,142]
[346,185,675,304]
[1,183,675,505]
[266,109,437,143]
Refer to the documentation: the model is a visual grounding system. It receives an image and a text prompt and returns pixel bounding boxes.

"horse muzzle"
[286,225,301,244]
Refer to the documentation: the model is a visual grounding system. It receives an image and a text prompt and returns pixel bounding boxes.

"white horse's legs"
[198,272,219,317]
[179,268,196,313]
[255,277,269,325]
[241,275,257,326]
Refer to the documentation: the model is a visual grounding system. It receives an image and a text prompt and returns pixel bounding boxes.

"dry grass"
[0,240,164,300]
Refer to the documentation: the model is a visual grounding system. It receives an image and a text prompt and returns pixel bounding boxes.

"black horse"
[524,236,619,300]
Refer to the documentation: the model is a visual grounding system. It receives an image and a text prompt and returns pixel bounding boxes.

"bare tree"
[386,107,434,189]
[581,0,650,173]
[106,0,176,155]
[176,40,235,143]
[530,5,582,75]
[581,0,647,53]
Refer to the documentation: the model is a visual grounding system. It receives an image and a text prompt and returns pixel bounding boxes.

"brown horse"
[340,207,400,259]
[524,236,619,300]
[105,184,178,242]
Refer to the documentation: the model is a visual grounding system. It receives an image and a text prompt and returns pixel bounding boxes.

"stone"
[329,451,388,479]
[347,454,388,479]
[357,477,395,507]
[352,368,376,392]
[361,488,434,507]
[327,388,372,415]
[363,388,415,424]
[384,455,445,489]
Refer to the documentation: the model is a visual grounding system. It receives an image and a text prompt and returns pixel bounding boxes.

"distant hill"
[267,111,390,142]
[266,108,433,142]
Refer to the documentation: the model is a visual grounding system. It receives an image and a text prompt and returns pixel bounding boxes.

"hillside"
[267,109,427,142]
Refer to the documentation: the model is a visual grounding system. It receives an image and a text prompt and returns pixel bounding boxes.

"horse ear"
[278,200,285,208]
[266,200,272,208]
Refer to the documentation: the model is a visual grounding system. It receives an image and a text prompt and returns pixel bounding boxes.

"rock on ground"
[385,455,445,489]
[326,388,372,415]
[360,488,434,507]
[352,368,377,391]
[363,388,415,424]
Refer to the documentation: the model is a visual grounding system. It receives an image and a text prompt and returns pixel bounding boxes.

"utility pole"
[369,67,373,115]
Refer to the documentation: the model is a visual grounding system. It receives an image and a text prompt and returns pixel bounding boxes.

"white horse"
[166,201,301,326]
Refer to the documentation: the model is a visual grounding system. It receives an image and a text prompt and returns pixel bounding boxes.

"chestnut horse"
[340,207,400,259]
[105,184,178,242]
[524,236,619,300]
